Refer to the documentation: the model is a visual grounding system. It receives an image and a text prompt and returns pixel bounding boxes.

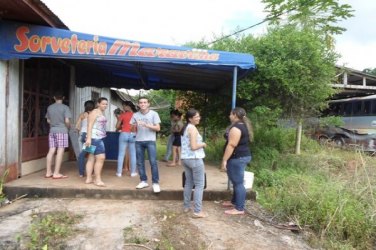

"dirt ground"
[0,198,312,250]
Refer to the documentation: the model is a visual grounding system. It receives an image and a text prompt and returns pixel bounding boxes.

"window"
[371,100,376,115]
[343,102,352,116]
[353,101,362,116]
[363,100,371,116]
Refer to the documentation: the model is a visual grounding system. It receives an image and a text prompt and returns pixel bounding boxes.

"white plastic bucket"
[243,171,254,189]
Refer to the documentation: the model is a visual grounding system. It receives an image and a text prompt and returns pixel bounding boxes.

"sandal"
[224,208,245,215]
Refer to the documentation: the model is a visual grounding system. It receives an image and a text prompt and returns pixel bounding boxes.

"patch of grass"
[24,210,81,250]
[123,226,149,245]
[248,125,376,249]
[253,148,376,249]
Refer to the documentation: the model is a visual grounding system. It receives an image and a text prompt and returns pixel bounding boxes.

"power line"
[206,7,296,46]
[206,18,270,46]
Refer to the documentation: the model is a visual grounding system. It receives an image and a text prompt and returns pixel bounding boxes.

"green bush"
[204,137,225,164]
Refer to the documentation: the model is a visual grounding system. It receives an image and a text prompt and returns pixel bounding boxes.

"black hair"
[53,91,64,100]
[171,109,182,117]
[122,100,136,112]
[114,108,122,116]
[84,100,95,113]
[181,108,199,135]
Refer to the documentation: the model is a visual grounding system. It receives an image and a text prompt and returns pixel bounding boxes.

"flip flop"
[52,175,68,179]
[44,175,53,178]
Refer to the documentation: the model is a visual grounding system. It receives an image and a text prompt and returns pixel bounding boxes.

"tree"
[258,0,353,153]
[205,25,337,154]
[262,0,354,39]
[252,25,338,153]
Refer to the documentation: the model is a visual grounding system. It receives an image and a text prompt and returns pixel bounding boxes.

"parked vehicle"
[313,95,376,152]
[323,94,376,134]
[314,126,376,152]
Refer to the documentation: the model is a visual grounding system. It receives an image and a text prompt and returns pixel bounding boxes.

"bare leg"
[46,147,56,176]
[168,146,177,166]
[85,154,95,183]
[94,154,105,186]
[53,147,65,177]
[177,146,182,166]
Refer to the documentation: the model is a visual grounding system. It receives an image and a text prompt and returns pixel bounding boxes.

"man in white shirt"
[131,97,161,193]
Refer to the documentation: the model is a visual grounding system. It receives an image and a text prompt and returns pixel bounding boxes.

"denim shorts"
[91,138,106,155]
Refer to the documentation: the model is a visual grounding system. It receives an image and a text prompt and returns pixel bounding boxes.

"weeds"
[24,210,81,250]
[0,169,9,204]
[123,226,149,245]
[252,126,376,249]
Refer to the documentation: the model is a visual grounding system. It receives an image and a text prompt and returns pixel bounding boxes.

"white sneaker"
[136,181,149,189]
[130,172,138,177]
[152,183,161,193]
[116,173,122,177]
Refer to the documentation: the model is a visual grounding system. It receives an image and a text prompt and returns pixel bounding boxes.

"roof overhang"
[0,0,67,29]
[0,20,256,92]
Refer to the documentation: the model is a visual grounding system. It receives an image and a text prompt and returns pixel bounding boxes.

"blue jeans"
[227,156,252,211]
[163,134,174,161]
[117,132,136,175]
[182,158,205,213]
[77,132,87,176]
[136,141,159,183]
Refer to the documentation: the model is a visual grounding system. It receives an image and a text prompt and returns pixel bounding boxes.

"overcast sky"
[43,0,375,70]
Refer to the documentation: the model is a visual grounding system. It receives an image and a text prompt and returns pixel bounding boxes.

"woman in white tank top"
[181,109,207,218]
[85,97,108,187]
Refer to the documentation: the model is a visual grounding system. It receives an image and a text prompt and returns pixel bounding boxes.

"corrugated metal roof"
[0,0,67,29]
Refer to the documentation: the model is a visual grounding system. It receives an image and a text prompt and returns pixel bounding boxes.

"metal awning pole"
[228,67,238,190]
[232,67,237,109]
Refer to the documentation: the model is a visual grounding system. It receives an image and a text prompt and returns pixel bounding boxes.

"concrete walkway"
[4,160,256,201]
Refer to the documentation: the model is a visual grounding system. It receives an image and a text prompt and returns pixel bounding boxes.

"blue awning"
[0,20,256,91]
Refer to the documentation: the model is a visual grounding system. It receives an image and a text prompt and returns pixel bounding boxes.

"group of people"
[45,92,253,217]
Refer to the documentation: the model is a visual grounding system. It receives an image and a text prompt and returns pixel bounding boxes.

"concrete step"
[4,161,256,201]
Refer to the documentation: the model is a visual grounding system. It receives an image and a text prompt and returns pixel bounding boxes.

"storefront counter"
[103,132,119,160]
